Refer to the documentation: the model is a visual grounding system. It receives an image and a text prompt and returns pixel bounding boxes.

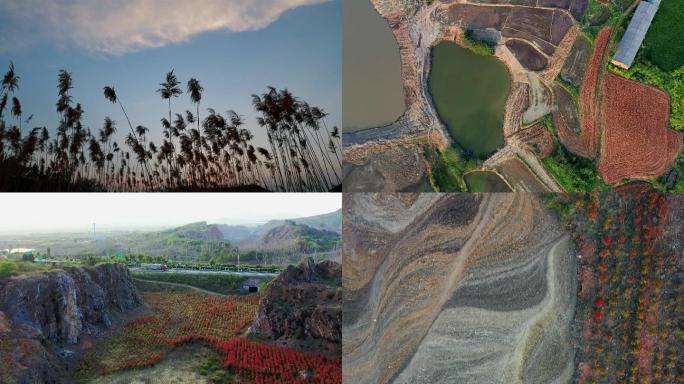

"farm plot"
[548,192,682,383]
[216,338,341,384]
[572,27,611,159]
[506,39,548,71]
[77,291,340,383]
[80,292,260,375]
[439,3,581,57]
[560,35,591,86]
[597,72,683,184]
[495,156,550,191]
[510,122,555,158]
[552,83,589,153]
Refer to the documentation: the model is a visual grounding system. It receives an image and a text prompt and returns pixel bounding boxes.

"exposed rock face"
[343,193,576,384]
[249,258,341,355]
[0,263,142,384]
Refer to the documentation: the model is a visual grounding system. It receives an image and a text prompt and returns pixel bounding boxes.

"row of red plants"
[214,337,341,384]
[562,191,681,384]
[81,292,341,383]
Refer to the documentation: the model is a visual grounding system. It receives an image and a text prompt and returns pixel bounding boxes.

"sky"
[0,193,341,234]
[0,0,340,149]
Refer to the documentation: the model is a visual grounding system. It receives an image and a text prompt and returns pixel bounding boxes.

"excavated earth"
[344,0,585,192]
[342,193,577,384]
[0,263,143,384]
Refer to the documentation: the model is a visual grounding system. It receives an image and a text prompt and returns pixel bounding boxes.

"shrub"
[0,261,17,278]
[463,32,495,56]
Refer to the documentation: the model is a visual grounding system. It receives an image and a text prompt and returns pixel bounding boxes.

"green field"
[642,0,684,72]
[132,271,271,295]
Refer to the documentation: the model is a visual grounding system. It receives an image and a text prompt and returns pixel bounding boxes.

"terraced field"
[563,27,610,158]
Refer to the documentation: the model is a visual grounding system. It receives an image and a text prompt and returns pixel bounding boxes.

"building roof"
[611,0,661,69]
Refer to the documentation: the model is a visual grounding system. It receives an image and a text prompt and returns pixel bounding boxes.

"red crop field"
[548,191,683,383]
[216,337,341,384]
[598,72,683,184]
[78,292,341,383]
[559,27,611,158]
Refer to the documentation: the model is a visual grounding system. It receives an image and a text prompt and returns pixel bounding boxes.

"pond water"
[343,0,406,132]
[429,42,511,158]
[464,170,512,192]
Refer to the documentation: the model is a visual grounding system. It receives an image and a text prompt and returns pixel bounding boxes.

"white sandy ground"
[394,235,576,384]
[343,194,573,384]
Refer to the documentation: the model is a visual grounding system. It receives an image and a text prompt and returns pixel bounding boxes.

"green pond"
[464,171,512,192]
[429,42,511,158]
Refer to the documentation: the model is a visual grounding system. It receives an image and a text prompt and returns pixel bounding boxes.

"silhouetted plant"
[0,64,341,191]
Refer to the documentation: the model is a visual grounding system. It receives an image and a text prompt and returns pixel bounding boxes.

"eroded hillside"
[342,193,576,383]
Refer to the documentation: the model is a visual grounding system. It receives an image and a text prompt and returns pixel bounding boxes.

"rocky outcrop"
[0,263,142,384]
[249,258,341,355]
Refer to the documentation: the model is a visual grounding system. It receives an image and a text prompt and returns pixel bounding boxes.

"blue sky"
[0,0,340,148]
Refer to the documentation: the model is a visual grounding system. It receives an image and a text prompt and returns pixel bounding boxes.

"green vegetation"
[424,146,479,192]
[0,261,17,278]
[463,31,495,56]
[543,146,607,192]
[642,0,684,72]
[0,260,86,278]
[199,358,232,383]
[540,116,608,192]
[541,194,576,219]
[276,210,341,233]
[580,0,625,42]
[285,221,340,252]
[132,271,270,295]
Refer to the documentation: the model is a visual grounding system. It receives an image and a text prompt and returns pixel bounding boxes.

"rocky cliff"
[0,263,142,384]
[249,258,342,356]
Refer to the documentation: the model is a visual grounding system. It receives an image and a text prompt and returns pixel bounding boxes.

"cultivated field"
[78,289,341,383]
[598,72,683,184]
[564,27,611,158]
[547,192,683,383]
[510,122,555,158]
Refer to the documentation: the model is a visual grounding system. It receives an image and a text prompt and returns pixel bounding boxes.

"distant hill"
[214,209,342,244]
[257,220,340,253]
[8,211,341,266]
[259,209,342,235]
[215,225,258,242]
[169,222,225,241]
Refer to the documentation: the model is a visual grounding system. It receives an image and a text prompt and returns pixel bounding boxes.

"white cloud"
[0,0,329,54]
